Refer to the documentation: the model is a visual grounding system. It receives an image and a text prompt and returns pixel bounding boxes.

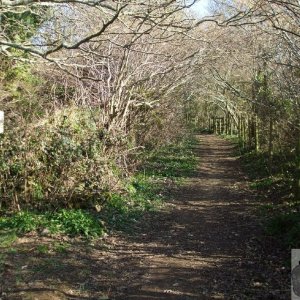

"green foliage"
[241,152,271,179]
[53,242,69,253]
[222,134,242,146]
[227,135,298,248]
[237,149,295,184]
[4,63,40,85]
[0,107,112,209]
[0,209,103,237]
[200,128,214,134]
[1,10,45,43]
[103,176,162,231]
[0,211,41,234]
[250,178,274,190]
[47,209,103,237]
[266,212,300,247]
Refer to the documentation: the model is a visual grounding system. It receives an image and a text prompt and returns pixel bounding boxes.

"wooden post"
[221,117,223,134]
[243,118,246,148]
[213,117,216,134]
[255,115,260,152]
[295,122,300,201]
[0,111,3,134]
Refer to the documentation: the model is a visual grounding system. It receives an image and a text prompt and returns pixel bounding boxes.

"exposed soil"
[0,135,289,299]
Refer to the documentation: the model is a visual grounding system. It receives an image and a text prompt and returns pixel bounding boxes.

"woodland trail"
[106,134,288,300]
[3,135,288,300]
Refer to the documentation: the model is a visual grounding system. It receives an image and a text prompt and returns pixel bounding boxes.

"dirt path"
[2,135,288,300]
[103,134,288,300]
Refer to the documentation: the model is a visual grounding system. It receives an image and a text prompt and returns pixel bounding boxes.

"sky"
[189,0,211,18]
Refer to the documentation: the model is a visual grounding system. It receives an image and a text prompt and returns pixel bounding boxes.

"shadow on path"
[108,135,289,299]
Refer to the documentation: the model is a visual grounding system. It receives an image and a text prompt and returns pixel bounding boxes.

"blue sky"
[189,0,211,17]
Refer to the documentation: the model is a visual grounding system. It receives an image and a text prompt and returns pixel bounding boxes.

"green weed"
[0,211,41,234]
[250,178,274,190]
[0,209,103,237]
[103,185,161,231]
[46,209,103,237]
[36,244,49,254]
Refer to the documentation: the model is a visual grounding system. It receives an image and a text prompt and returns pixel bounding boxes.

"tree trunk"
[213,117,216,134]
[242,117,246,149]
[238,115,241,141]
[248,118,252,149]
[226,113,229,135]
[268,117,273,173]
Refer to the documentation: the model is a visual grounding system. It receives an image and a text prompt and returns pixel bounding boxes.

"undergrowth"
[0,136,197,238]
[102,136,198,231]
[0,209,103,237]
[223,134,298,247]
[266,211,300,248]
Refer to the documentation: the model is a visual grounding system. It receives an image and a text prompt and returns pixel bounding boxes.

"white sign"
[0,111,3,133]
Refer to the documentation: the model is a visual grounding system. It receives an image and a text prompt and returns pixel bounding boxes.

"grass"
[0,231,17,248]
[36,244,49,254]
[53,242,70,253]
[141,137,198,178]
